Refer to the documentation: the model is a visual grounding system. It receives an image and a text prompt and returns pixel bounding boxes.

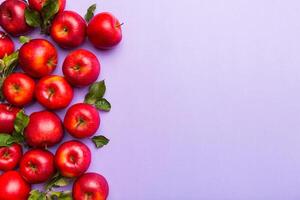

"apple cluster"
[0,0,122,199]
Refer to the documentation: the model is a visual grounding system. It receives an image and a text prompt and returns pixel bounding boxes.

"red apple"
[55,140,91,178]
[0,144,22,171]
[28,0,66,13]
[0,31,14,59]
[73,172,109,200]
[0,171,31,200]
[19,39,58,78]
[35,75,73,110]
[19,149,55,184]
[64,103,100,139]
[63,49,100,87]
[0,104,20,133]
[87,12,122,49]
[24,110,64,148]
[2,73,35,107]
[0,0,31,36]
[50,11,87,49]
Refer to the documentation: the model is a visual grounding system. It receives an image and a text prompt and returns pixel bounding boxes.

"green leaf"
[0,134,13,147]
[25,8,42,27]
[41,0,59,34]
[95,98,111,112]
[19,36,31,44]
[48,191,72,200]
[14,110,29,134]
[88,80,106,99]
[85,4,96,23]
[1,51,19,75]
[28,190,47,200]
[92,135,110,148]
[45,172,71,191]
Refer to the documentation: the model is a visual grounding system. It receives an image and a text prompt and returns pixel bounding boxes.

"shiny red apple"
[0,104,20,133]
[0,31,14,59]
[24,110,64,148]
[0,144,22,171]
[28,0,66,13]
[87,12,122,49]
[50,11,87,49]
[19,149,55,184]
[35,75,74,110]
[19,39,58,78]
[55,140,91,178]
[62,49,100,87]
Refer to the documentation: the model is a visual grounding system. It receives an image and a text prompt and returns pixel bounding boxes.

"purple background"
[2,0,300,199]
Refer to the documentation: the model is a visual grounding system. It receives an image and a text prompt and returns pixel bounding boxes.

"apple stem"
[116,22,124,28]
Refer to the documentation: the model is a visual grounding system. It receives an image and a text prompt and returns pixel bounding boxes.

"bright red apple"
[0,31,14,59]
[63,49,100,87]
[87,12,122,49]
[19,149,55,184]
[50,11,87,49]
[28,0,66,13]
[35,75,73,110]
[19,39,58,78]
[2,73,35,107]
[0,104,20,133]
[0,171,31,200]
[64,103,100,138]
[24,110,64,148]
[0,144,22,171]
[0,0,31,36]
[55,140,91,178]
[73,172,109,200]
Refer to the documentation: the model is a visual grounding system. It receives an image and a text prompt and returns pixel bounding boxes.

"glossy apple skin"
[24,111,64,148]
[35,75,73,110]
[55,140,91,178]
[0,104,20,133]
[0,0,31,36]
[0,31,14,59]
[0,144,22,171]
[19,149,55,184]
[63,49,100,87]
[19,39,58,78]
[28,0,65,13]
[0,171,31,200]
[87,12,122,50]
[73,172,109,200]
[64,103,100,139]
[51,11,87,49]
[2,73,35,107]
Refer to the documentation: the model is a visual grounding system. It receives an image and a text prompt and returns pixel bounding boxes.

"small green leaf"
[48,191,72,200]
[95,98,111,112]
[25,8,42,27]
[92,135,110,148]
[19,36,31,44]
[28,190,47,200]
[45,172,70,191]
[0,134,13,147]
[85,4,96,23]
[14,110,29,134]
[41,0,59,34]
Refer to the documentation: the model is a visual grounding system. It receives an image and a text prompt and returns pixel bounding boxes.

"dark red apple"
[24,110,64,148]
[2,73,35,107]
[35,75,74,110]
[0,0,31,36]
[0,104,20,133]
[19,149,55,184]
[0,171,31,200]
[19,39,58,78]
[0,144,22,171]
[87,12,122,49]
[73,172,109,200]
[50,11,87,49]
[28,0,66,13]
[64,103,100,139]
[0,31,14,59]
[55,140,91,178]
[62,49,100,87]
